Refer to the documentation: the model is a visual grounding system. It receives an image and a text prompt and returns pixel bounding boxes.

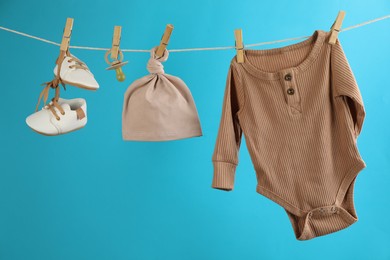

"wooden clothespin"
[105,26,128,82]
[45,18,73,107]
[155,24,174,57]
[329,11,346,45]
[110,26,122,60]
[234,29,244,63]
[60,18,74,52]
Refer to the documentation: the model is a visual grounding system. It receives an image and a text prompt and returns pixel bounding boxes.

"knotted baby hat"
[122,47,202,141]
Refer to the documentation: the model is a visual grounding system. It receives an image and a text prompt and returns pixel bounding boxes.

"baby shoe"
[54,55,99,90]
[26,98,87,136]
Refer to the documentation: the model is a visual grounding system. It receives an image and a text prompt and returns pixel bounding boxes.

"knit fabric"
[211,30,366,240]
[122,47,202,141]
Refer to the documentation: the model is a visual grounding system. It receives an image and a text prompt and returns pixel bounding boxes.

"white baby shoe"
[54,55,99,90]
[26,98,87,136]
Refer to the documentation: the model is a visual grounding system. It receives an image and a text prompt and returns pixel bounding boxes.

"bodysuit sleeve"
[212,64,244,191]
[331,39,365,138]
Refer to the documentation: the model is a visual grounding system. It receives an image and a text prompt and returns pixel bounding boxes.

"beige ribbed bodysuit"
[211,30,366,240]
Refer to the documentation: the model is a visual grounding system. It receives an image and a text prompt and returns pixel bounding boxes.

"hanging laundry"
[211,30,366,240]
[26,18,99,136]
[26,53,98,136]
[122,47,202,141]
[54,54,99,90]
[26,98,87,136]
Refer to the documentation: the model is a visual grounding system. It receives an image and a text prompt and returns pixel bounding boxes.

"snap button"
[284,73,292,81]
[287,88,295,95]
[331,207,339,214]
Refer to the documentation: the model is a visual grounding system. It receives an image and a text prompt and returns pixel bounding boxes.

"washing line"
[0,14,389,53]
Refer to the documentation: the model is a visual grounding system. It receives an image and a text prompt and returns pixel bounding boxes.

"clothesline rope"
[1,14,389,53]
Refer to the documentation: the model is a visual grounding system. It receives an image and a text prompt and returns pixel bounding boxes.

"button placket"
[280,70,302,115]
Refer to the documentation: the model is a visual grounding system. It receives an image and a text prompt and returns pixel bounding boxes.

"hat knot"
[147,47,169,74]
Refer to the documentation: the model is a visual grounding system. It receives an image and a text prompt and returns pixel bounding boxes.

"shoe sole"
[61,79,99,91]
[30,125,86,136]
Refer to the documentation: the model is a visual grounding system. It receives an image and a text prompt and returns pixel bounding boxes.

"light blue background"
[0,0,389,259]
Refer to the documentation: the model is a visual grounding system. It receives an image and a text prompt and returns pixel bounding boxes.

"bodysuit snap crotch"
[283,177,361,240]
[211,30,366,240]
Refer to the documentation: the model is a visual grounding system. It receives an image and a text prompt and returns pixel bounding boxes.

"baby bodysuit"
[211,30,366,240]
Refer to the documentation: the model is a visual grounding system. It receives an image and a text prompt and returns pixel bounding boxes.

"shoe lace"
[45,98,65,121]
[35,77,66,120]
[67,57,88,70]
[34,51,79,120]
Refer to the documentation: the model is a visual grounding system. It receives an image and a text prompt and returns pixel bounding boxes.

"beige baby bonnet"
[122,47,202,141]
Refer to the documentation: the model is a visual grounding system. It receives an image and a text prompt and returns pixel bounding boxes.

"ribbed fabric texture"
[212,30,366,240]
